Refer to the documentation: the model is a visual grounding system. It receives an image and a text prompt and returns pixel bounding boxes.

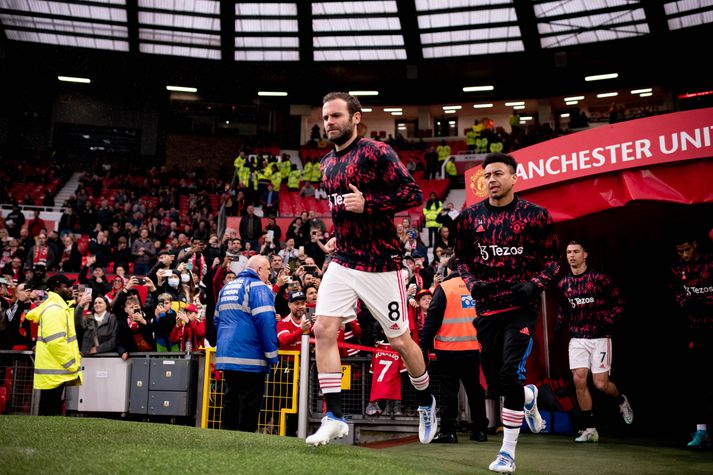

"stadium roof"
[0,1,711,104]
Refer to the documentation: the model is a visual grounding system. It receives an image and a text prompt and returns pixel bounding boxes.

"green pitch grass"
[1,416,711,474]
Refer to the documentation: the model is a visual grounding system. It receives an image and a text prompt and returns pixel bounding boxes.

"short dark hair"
[446,256,459,272]
[567,240,587,252]
[673,231,699,247]
[482,152,517,173]
[323,92,362,117]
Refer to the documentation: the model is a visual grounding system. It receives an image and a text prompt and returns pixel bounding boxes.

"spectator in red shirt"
[26,210,46,238]
[170,303,205,352]
[276,291,311,351]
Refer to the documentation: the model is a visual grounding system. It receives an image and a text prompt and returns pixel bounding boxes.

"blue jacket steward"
[215,268,278,373]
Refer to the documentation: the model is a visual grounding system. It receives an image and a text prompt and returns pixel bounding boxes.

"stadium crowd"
[0,122,710,457]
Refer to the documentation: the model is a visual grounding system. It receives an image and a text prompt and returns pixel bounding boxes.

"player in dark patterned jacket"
[306,92,438,447]
[454,152,559,473]
[556,241,633,443]
[671,234,713,449]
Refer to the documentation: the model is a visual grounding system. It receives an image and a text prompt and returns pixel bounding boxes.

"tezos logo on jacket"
[328,193,345,210]
[461,295,476,308]
[477,243,524,261]
[568,296,594,308]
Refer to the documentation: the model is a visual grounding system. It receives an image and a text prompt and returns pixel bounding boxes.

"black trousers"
[435,350,487,434]
[39,383,66,416]
[475,308,538,411]
[222,370,266,432]
[687,332,713,426]
[427,227,438,248]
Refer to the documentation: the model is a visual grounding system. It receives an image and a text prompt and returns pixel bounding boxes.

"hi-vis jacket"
[434,276,480,351]
[419,273,480,356]
[26,291,83,389]
[215,268,278,373]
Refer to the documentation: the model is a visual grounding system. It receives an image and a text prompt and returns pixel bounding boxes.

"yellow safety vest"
[26,291,83,390]
[436,144,451,162]
[434,277,480,351]
[302,161,313,182]
[423,200,442,228]
[279,161,291,179]
[465,130,476,146]
[445,160,457,177]
[310,162,322,183]
[287,170,301,190]
[271,169,283,189]
[237,166,251,187]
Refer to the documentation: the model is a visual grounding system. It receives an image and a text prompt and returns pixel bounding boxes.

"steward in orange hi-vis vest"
[420,262,487,443]
[434,276,480,351]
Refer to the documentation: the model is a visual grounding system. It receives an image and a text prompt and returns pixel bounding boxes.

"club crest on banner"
[470,168,488,198]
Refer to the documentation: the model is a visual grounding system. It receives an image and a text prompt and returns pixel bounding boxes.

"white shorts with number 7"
[569,337,612,374]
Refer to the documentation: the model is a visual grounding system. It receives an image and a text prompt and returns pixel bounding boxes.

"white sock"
[501,427,520,458]
[500,408,524,458]
[697,424,708,432]
[524,385,534,406]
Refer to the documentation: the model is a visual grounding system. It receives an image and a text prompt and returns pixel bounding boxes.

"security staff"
[26,274,83,415]
[420,257,487,443]
[215,255,278,432]
[287,164,301,191]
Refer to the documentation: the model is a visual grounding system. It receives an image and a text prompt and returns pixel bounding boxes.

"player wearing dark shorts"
[671,234,713,449]
[454,153,560,473]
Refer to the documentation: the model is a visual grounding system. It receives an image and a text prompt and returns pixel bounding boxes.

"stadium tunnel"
[465,109,713,437]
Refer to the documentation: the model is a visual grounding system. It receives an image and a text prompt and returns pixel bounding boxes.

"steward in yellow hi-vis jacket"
[26,274,82,415]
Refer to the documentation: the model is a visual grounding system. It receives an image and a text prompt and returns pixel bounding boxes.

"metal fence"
[0,350,36,415]
[200,348,301,436]
[308,355,442,421]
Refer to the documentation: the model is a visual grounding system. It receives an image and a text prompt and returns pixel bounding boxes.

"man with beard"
[306,92,437,446]
[277,290,311,350]
[454,153,560,473]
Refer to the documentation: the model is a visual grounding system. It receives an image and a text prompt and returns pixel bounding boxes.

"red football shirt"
[369,341,406,401]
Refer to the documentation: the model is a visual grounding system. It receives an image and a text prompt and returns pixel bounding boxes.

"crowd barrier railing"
[0,350,37,415]
[200,347,301,436]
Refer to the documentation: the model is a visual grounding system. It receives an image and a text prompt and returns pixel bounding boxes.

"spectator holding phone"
[259,231,278,256]
[104,276,124,306]
[154,293,180,352]
[177,239,208,281]
[170,304,205,352]
[74,294,118,356]
[78,255,112,297]
[212,256,237,300]
[278,237,300,263]
[0,282,34,350]
[273,269,301,319]
[277,291,311,350]
[264,217,282,246]
[114,276,157,359]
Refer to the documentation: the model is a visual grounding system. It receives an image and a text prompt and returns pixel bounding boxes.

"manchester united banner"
[466,107,713,214]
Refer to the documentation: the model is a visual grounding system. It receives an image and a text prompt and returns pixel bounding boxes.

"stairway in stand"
[53,172,84,208]
[420,186,466,264]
